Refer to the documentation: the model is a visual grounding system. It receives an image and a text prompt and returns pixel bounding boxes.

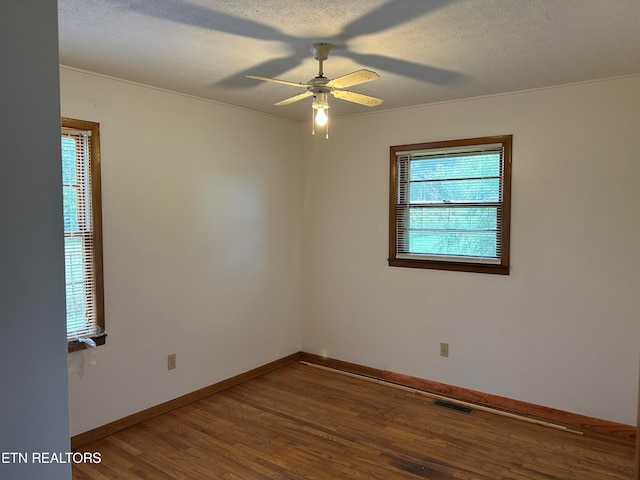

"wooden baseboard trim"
[300,352,635,441]
[72,351,634,448]
[71,352,302,449]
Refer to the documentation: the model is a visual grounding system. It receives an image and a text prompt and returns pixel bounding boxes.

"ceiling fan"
[247,43,383,138]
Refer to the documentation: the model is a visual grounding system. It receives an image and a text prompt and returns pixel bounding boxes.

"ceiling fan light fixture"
[312,93,329,127]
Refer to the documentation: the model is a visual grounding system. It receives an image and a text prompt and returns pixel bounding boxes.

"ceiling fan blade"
[274,91,313,106]
[328,69,380,89]
[332,90,383,107]
[247,75,307,88]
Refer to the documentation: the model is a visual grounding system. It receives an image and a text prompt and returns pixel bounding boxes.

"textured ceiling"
[58,0,640,121]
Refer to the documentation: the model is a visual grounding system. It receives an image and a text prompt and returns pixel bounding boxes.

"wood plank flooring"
[73,362,634,479]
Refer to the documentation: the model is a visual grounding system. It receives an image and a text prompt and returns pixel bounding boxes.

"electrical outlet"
[440,342,449,357]
[167,353,176,370]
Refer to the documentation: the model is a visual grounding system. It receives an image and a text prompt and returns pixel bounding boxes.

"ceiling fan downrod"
[311,43,334,77]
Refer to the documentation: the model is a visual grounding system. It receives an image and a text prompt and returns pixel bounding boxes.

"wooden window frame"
[62,117,106,352]
[388,135,512,275]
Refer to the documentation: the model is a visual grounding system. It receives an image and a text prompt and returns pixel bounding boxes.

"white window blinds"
[62,125,102,341]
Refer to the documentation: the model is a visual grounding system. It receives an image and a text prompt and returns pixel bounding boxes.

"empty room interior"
[2,1,640,479]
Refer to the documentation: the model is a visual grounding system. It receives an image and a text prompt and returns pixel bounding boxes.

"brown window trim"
[388,135,512,275]
[62,117,106,352]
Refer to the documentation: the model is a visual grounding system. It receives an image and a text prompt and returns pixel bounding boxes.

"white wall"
[0,1,71,479]
[301,76,640,425]
[61,68,302,436]
[62,67,639,434]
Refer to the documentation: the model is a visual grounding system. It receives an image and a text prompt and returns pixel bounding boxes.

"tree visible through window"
[389,136,512,275]
[61,118,105,348]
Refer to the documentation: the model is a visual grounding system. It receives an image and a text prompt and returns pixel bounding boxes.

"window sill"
[68,335,106,353]
[388,258,509,275]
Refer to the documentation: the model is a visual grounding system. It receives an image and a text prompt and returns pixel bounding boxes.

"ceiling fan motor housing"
[307,76,331,96]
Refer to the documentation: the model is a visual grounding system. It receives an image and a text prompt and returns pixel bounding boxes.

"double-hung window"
[389,135,512,275]
[61,118,105,349]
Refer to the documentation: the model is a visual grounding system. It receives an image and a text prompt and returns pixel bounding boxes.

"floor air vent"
[432,399,475,415]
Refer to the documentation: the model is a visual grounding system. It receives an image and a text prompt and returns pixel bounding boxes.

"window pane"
[408,207,498,231]
[61,137,77,184]
[408,230,498,258]
[65,282,88,329]
[410,154,500,181]
[409,178,500,203]
[63,186,79,232]
[64,237,84,284]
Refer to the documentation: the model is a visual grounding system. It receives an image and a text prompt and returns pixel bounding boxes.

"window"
[61,118,105,350]
[389,135,512,275]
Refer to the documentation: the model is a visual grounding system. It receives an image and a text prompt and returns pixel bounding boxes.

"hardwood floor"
[73,362,634,479]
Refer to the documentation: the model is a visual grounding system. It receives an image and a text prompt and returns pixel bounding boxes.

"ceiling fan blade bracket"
[246,75,307,88]
[274,91,313,106]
